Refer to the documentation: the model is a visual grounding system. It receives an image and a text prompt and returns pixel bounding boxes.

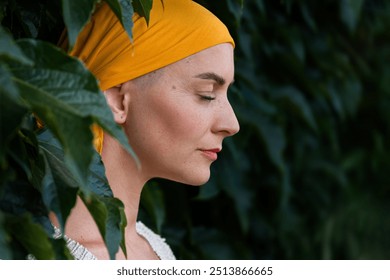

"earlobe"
[104,84,129,124]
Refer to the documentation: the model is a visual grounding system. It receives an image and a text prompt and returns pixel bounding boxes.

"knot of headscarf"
[64,0,235,153]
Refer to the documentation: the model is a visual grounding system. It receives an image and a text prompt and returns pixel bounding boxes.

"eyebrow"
[194,72,226,86]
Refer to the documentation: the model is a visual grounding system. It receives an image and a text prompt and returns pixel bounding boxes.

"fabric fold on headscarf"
[64,0,235,153]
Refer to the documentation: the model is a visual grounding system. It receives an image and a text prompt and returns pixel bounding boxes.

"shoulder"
[136,221,176,260]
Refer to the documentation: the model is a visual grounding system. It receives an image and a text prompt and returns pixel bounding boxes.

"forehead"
[165,43,235,83]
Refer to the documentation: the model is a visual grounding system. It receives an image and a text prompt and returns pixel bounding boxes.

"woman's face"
[124,43,239,185]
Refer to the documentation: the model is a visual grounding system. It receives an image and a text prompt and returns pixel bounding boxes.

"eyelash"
[200,95,216,101]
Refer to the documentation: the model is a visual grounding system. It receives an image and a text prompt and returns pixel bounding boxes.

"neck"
[101,134,147,229]
[51,133,150,259]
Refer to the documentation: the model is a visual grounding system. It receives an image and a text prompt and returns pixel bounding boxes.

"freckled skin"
[122,43,240,185]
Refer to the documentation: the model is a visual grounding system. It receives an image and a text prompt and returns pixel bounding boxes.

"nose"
[213,98,240,137]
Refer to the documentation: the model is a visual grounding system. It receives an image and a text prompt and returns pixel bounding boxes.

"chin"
[173,169,211,186]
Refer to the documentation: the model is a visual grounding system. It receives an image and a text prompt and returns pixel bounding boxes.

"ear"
[104,84,130,124]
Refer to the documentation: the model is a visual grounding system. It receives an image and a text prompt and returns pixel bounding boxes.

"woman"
[55,0,240,260]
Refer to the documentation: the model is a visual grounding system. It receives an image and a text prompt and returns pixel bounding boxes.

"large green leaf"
[80,191,127,259]
[105,0,135,40]
[61,0,98,49]
[37,129,79,232]
[37,128,124,258]
[10,39,136,189]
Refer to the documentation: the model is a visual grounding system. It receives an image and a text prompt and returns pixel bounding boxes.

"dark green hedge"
[143,0,390,259]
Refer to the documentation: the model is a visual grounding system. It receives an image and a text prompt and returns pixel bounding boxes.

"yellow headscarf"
[66,0,235,153]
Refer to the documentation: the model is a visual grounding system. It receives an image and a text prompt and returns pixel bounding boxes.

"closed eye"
[200,95,216,101]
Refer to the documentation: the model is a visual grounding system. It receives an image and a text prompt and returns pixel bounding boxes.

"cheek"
[127,94,207,157]
[149,97,208,145]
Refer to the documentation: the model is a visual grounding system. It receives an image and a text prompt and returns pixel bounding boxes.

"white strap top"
[54,221,176,260]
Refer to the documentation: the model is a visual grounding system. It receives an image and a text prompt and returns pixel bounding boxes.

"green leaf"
[340,0,364,32]
[327,81,345,120]
[61,0,98,48]
[37,129,79,232]
[227,0,244,26]
[339,78,362,118]
[0,212,12,259]
[0,26,33,65]
[237,105,286,173]
[105,0,135,40]
[7,128,37,184]
[50,238,74,260]
[80,192,127,260]
[273,86,318,132]
[191,227,237,259]
[132,0,153,24]
[87,152,113,198]
[300,5,317,32]
[141,182,166,233]
[0,64,28,162]
[197,172,221,200]
[10,39,136,189]
[6,213,55,259]
[0,63,21,103]
[218,141,253,233]
[37,128,114,232]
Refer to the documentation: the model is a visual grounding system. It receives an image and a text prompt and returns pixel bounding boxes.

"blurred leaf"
[105,0,135,40]
[49,238,74,260]
[300,5,317,32]
[238,106,286,172]
[273,86,318,132]
[9,128,38,184]
[10,39,136,189]
[132,0,153,24]
[6,213,55,259]
[0,212,11,259]
[197,172,220,200]
[218,146,253,233]
[61,0,97,48]
[141,182,166,233]
[227,0,244,26]
[0,26,32,65]
[0,64,28,162]
[0,177,47,220]
[327,81,346,120]
[191,227,237,259]
[289,33,305,63]
[339,78,362,117]
[340,0,364,32]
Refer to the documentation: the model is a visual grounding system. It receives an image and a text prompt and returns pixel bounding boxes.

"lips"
[199,148,221,161]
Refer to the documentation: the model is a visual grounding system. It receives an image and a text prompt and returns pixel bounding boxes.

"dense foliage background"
[147,0,390,259]
[1,0,390,259]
